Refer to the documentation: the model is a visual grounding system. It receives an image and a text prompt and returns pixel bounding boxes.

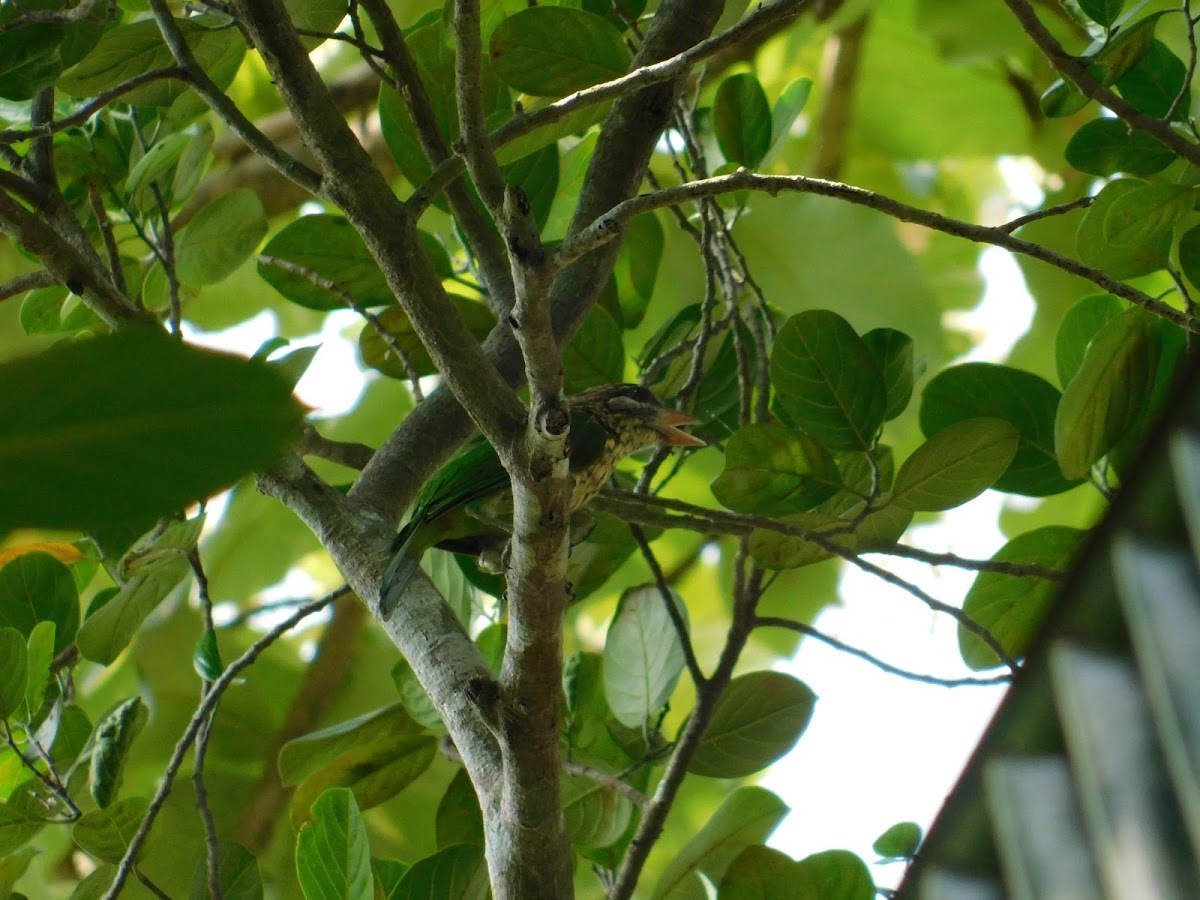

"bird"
[378,384,704,616]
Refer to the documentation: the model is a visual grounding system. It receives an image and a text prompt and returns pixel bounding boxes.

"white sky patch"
[945,247,1037,364]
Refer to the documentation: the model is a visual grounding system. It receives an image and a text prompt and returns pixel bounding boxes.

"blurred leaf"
[489,7,630,96]
[436,770,483,850]
[652,786,789,899]
[373,857,411,900]
[562,767,633,849]
[295,788,372,900]
[1039,12,1163,117]
[872,821,923,859]
[0,846,37,898]
[960,526,1087,670]
[564,305,625,393]
[767,77,813,161]
[793,850,874,900]
[22,622,54,722]
[892,418,1019,512]
[391,843,487,900]
[1115,38,1190,119]
[719,844,815,899]
[190,841,263,900]
[1064,118,1173,176]
[0,328,304,535]
[603,586,687,728]
[688,672,815,778]
[1079,0,1125,27]
[1076,178,1170,279]
[0,23,65,101]
[0,630,27,720]
[360,297,495,381]
[279,704,425,787]
[194,628,224,683]
[862,328,916,421]
[1101,180,1194,248]
[614,213,665,329]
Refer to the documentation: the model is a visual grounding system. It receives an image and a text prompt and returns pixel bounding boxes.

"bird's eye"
[620,385,658,406]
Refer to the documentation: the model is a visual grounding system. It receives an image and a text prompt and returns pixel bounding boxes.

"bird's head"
[569,384,705,454]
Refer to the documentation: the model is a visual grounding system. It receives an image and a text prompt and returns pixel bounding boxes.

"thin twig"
[754,616,1014,687]
[999,195,1095,234]
[0,270,57,301]
[629,525,706,686]
[102,587,346,900]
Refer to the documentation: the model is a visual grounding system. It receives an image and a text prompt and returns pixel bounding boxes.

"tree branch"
[559,170,1200,332]
[0,269,56,301]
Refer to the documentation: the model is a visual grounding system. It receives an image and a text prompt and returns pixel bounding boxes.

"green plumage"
[378,384,701,616]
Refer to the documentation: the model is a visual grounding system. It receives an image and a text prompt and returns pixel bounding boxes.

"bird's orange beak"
[654,408,706,447]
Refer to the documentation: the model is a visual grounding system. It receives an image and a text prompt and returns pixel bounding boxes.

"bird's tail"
[379,520,421,617]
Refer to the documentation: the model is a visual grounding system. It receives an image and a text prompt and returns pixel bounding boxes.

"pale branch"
[352,0,737,525]
[1001,0,1200,168]
[102,587,344,900]
[559,170,1200,333]
[0,68,190,145]
[504,185,560,407]
[999,195,1095,234]
[453,0,506,216]
[411,0,811,214]
[562,759,651,810]
[234,0,526,451]
[297,425,376,471]
[595,489,1069,581]
[146,0,323,197]
[629,524,707,687]
[359,0,515,316]
[754,616,1014,688]
[0,269,56,300]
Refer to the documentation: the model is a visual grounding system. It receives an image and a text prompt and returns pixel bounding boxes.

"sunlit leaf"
[489,7,630,96]
[603,586,687,728]
[711,423,842,516]
[72,796,150,864]
[892,418,1019,511]
[295,789,372,900]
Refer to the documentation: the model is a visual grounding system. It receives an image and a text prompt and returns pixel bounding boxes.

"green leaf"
[563,305,625,393]
[259,214,393,310]
[613,213,665,329]
[295,788,373,900]
[1178,224,1200,289]
[489,7,631,96]
[719,844,817,900]
[0,553,78,654]
[920,362,1080,496]
[392,843,487,900]
[391,657,445,731]
[543,131,599,241]
[68,864,118,900]
[794,849,874,900]
[436,770,483,850]
[711,423,841,516]
[688,671,815,778]
[892,418,1019,512]
[360,295,496,381]
[960,527,1086,669]
[373,857,411,900]
[872,821,923,859]
[176,189,267,286]
[0,801,42,858]
[1039,12,1163,117]
[1055,307,1160,479]
[603,586,688,728]
[193,628,224,683]
[861,328,916,421]
[1079,0,1125,27]
[1055,294,1125,387]
[1064,118,1173,176]
[714,73,773,169]
[502,144,560,236]
[767,77,813,161]
[771,310,887,451]
[22,621,54,721]
[563,767,633,849]
[0,630,27,720]
[0,23,64,101]
[1116,38,1190,119]
[72,796,150,864]
[88,697,147,809]
[76,516,204,665]
[190,841,263,900]
[0,328,304,535]
[59,18,242,107]
[1101,180,1194,247]
[0,846,37,898]
[1077,177,1170,279]
[748,511,847,571]
[652,786,789,899]
[279,704,425,787]
[126,132,190,203]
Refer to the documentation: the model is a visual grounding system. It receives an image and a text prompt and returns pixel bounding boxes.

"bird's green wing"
[380,438,510,616]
